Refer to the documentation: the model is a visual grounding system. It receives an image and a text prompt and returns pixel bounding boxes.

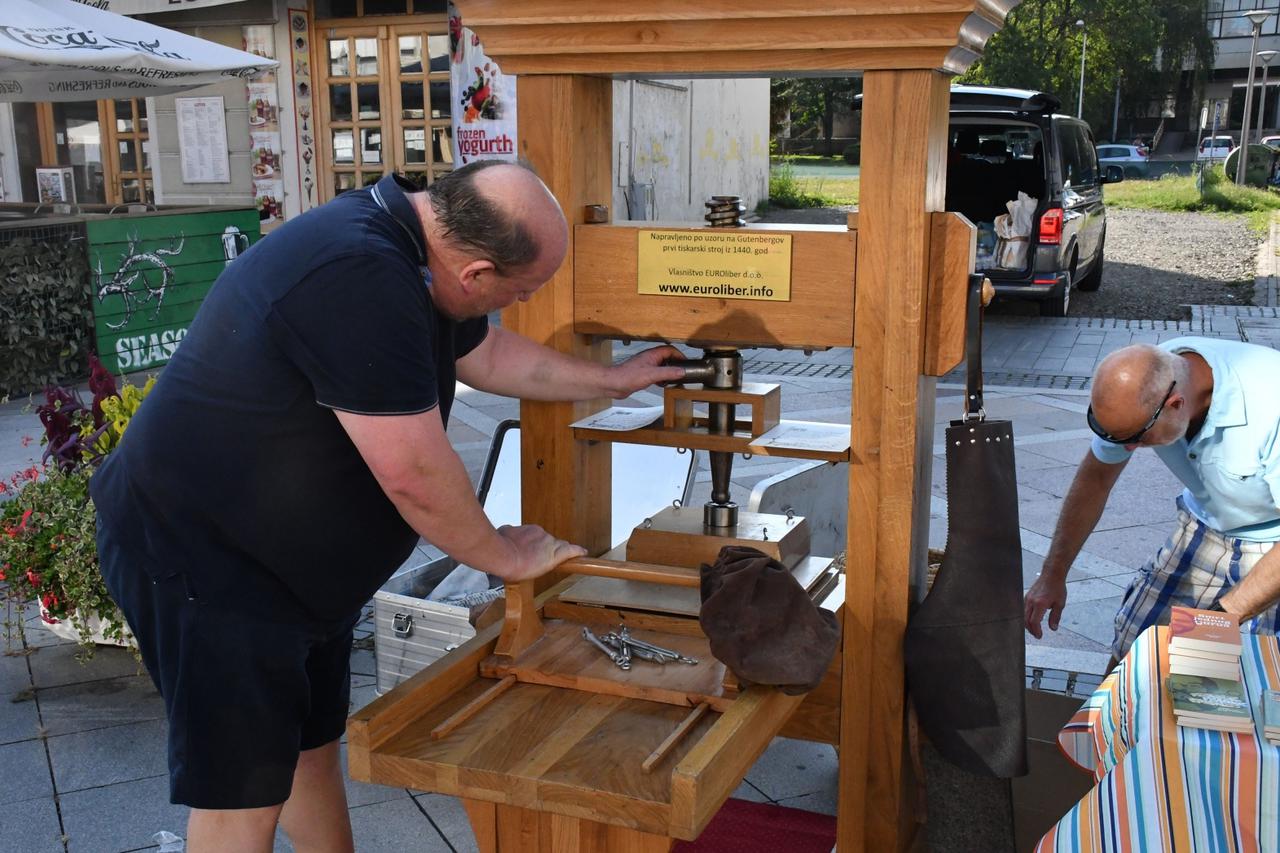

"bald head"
[1090,344,1187,440]
[426,160,567,277]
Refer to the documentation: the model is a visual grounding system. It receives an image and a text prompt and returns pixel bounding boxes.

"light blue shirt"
[1090,337,1280,541]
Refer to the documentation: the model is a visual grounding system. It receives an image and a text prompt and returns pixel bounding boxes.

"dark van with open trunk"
[944,86,1120,317]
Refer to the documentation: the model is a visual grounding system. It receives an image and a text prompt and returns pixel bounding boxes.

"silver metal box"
[372,558,498,694]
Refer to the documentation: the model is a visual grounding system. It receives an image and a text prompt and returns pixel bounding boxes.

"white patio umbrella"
[0,0,276,103]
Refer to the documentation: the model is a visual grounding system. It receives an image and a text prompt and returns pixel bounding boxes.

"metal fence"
[0,215,94,397]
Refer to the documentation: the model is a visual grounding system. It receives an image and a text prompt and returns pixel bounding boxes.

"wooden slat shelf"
[348,613,807,840]
[573,418,850,462]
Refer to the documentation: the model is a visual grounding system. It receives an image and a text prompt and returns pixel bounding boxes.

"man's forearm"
[459,327,684,402]
[1041,453,1126,580]
[460,326,611,401]
[1220,542,1280,619]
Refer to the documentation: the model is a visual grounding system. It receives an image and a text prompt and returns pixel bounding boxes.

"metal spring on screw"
[704,195,746,227]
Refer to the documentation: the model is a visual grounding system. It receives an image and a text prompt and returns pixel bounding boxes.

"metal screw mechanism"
[705,195,746,227]
[665,349,743,529]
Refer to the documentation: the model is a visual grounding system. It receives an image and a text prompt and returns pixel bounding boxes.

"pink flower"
[17,509,32,532]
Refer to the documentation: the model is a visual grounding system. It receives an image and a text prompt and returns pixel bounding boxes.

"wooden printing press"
[346,3,1017,850]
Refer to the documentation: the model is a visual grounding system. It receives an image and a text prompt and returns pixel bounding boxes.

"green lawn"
[1106,168,1280,233]
[767,161,860,208]
[765,163,1280,232]
[794,176,859,206]
[770,155,846,166]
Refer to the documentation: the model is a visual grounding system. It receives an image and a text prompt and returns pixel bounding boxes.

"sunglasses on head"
[1086,381,1176,445]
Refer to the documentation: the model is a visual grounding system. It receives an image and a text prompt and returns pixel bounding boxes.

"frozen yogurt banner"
[447,2,516,166]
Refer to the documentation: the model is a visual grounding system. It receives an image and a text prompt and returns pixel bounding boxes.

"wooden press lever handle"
[496,557,698,659]
[557,556,700,588]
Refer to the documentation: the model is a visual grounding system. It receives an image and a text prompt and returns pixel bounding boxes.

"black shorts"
[97,523,356,810]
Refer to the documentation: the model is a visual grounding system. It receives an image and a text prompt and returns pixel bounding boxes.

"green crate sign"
[87,209,261,375]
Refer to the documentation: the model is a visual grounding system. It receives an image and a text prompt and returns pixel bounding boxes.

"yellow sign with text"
[637,229,792,302]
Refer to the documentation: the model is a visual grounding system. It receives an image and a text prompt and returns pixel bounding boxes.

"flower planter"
[38,603,133,648]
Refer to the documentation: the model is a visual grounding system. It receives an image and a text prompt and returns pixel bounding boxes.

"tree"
[959,0,1214,141]
[771,77,861,154]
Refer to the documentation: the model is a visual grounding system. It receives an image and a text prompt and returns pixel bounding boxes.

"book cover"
[1175,708,1253,725]
[1264,690,1280,732]
[1167,673,1251,721]
[1169,607,1242,655]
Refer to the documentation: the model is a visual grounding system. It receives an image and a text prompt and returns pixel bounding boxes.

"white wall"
[612,78,770,222]
[0,104,18,202]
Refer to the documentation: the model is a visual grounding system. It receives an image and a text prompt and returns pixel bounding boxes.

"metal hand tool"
[602,632,668,665]
[582,627,631,670]
[620,627,700,665]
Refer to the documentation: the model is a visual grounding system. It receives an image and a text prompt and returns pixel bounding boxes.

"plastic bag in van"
[994,192,1037,269]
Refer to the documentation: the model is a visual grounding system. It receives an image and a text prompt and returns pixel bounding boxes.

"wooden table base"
[464,800,672,853]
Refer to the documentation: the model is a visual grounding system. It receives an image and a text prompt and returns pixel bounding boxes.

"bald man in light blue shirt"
[1024,337,1280,661]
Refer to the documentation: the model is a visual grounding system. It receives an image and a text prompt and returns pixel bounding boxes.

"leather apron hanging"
[904,273,1028,778]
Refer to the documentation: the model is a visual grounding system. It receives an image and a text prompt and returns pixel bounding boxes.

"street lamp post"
[1112,79,1121,143]
[1076,19,1087,119]
[1257,50,1278,143]
[1237,9,1273,184]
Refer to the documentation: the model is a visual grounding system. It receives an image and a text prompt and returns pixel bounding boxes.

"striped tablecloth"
[1036,625,1280,852]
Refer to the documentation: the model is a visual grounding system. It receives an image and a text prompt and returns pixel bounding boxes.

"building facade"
[0,0,767,224]
[1198,1,1280,138]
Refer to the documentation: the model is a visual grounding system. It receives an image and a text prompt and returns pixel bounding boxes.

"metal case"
[373,559,497,694]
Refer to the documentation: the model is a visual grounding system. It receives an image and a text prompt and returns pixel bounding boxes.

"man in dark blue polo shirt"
[90,160,683,852]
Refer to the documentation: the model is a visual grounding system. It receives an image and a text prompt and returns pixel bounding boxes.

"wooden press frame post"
[842,68,950,852]
[494,75,615,659]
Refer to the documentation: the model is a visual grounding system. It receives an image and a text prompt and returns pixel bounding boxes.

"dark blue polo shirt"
[91,175,489,623]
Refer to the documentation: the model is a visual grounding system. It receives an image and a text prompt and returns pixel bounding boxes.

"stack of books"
[1263,690,1280,745]
[1168,606,1242,681]
[1168,672,1253,733]
[1167,607,1250,732]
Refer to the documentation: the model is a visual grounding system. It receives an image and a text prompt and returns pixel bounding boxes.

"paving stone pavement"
[5,300,1280,850]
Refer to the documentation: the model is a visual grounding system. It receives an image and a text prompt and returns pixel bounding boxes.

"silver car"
[1096,144,1149,178]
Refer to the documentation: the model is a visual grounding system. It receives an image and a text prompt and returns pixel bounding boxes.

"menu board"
[176,97,230,184]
